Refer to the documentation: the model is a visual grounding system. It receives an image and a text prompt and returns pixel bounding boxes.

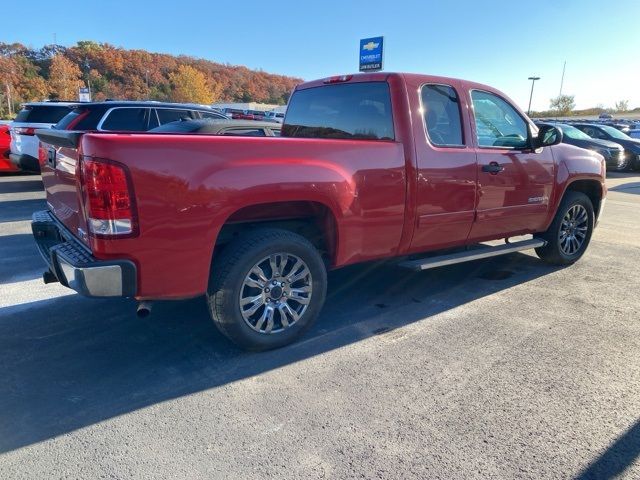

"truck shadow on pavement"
[0,234,46,284]
[0,252,568,454]
[0,179,43,194]
[0,199,46,223]
[575,418,640,480]
[609,181,640,195]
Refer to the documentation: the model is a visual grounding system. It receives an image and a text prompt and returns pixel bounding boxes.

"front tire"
[207,228,327,351]
[535,191,595,265]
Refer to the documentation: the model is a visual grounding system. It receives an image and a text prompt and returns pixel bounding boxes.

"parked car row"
[214,107,285,123]
[534,119,640,171]
[537,117,640,135]
[3,100,275,173]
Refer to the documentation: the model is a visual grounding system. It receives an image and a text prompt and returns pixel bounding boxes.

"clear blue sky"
[4,0,640,111]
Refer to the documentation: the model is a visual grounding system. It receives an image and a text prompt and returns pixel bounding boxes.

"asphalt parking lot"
[0,172,639,479]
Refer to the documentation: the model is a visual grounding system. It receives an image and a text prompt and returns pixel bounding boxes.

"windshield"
[601,125,631,140]
[559,124,591,140]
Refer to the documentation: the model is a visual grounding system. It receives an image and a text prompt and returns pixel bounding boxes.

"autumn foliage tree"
[48,54,83,100]
[169,65,215,104]
[0,41,300,117]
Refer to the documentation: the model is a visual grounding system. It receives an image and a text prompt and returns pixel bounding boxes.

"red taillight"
[80,158,137,237]
[14,127,36,136]
[323,75,353,84]
[38,144,48,165]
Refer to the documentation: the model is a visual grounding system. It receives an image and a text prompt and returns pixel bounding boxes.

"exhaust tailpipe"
[136,301,152,318]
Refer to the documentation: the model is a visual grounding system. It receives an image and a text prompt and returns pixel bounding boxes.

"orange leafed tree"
[169,65,216,104]
[48,54,83,100]
[0,41,301,116]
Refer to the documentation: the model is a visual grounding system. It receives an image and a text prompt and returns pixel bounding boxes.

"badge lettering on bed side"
[528,196,547,204]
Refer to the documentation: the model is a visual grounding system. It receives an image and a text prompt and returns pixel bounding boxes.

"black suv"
[536,122,627,171]
[55,101,227,132]
[572,123,640,171]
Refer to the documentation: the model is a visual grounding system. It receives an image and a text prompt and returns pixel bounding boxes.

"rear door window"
[101,108,150,131]
[421,84,464,146]
[157,109,193,125]
[14,105,73,124]
[283,82,394,140]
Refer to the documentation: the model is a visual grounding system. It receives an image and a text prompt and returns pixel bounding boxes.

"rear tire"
[535,191,595,265]
[207,228,327,351]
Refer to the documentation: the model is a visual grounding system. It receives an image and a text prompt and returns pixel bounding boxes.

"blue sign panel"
[359,36,384,72]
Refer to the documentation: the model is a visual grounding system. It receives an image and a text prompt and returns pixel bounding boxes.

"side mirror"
[535,124,563,149]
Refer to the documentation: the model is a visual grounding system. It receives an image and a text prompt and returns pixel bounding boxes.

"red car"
[0,124,18,172]
[33,72,606,350]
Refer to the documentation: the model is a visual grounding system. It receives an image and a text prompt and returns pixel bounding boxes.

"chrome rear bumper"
[31,210,137,297]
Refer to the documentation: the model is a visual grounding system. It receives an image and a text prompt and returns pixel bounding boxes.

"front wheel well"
[563,179,603,218]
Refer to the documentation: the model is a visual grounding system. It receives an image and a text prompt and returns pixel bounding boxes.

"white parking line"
[0,220,32,236]
[0,277,73,310]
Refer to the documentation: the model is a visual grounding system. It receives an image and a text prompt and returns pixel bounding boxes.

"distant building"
[211,102,284,113]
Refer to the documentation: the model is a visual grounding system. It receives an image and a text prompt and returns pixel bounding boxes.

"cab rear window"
[14,105,73,124]
[282,82,394,141]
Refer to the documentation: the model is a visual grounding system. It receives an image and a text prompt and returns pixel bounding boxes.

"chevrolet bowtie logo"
[362,41,379,51]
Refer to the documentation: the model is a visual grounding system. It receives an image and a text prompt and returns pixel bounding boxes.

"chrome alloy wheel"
[559,204,589,255]
[239,253,313,334]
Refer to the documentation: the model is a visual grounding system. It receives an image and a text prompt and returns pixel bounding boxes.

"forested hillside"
[0,41,302,117]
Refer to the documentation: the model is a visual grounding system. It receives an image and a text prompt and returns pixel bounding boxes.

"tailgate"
[36,130,90,246]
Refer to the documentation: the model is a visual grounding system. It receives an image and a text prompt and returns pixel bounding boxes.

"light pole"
[527,76,540,116]
[84,60,92,101]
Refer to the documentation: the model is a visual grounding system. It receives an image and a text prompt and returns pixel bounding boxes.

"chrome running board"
[398,238,547,271]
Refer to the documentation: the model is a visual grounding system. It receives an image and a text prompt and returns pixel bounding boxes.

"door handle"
[482,162,504,174]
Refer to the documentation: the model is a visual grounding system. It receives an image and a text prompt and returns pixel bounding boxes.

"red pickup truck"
[33,72,606,350]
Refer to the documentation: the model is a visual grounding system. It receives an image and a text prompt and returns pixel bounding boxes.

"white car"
[9,102,77,172]
[263,110,285,123]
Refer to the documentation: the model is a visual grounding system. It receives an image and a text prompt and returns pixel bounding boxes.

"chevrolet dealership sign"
[359,36,384,72]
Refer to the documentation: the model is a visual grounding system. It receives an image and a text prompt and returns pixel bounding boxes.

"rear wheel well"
[564,180,602,217]
[213,201,337,266]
